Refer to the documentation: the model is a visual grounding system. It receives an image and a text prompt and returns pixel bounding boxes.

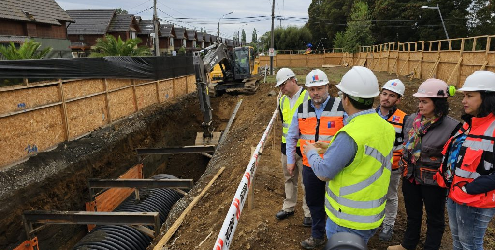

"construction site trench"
[2,66,495,250]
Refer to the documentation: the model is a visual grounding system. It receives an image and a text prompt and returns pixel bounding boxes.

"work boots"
[379,224,394,241]
[300,236,325,249]
[387,244,407,250]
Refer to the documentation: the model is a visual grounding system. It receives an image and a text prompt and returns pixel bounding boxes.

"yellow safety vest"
[280,89,309,145]
[325,112,395,230]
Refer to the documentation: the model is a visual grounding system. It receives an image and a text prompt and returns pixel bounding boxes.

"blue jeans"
[325,217,378,244]
[447,197,495,250]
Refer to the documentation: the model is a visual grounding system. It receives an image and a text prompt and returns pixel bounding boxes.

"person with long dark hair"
[388,79,460,250]
[435,71,495,250]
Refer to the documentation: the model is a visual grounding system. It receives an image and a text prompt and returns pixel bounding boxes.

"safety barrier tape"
[213,107,278,250]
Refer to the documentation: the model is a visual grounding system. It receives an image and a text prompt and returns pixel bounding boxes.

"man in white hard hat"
[286,69,345,249]
[376,79,407,241]
[303,66,395,244]
[274,68,312,227]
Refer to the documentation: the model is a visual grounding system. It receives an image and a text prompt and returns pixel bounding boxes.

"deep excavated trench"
[0,91,237,250]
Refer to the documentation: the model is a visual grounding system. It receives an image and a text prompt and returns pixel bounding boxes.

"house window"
[130,31,136,39]
[169,39,174,47]
[183,39,186,47]
[192,41,196,48]
[79,35,84,41]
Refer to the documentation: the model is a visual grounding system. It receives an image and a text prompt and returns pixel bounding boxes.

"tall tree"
[335,0,374,53]
[0,40,52,60]
[241,29,247,44]
[467,0,495,37]
[252,28,258,43]
[260,26,312,51]
[89,35,151,57]
[307,0,354,48]
[115,8,128,14]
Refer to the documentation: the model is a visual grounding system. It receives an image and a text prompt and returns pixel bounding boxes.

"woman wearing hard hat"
[434,71,495,250]
[388,79,461,250]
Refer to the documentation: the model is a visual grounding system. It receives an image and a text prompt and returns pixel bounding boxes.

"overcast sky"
[57,0,312,42]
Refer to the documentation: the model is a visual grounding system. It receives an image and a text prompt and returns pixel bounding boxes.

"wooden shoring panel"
[0,106,65,167]
[158,79,175,101]
[436,63,457,83]
[0,85,59,114]
[186,75,196,94]
[307,54,324,67]
[108,88,135,121]
[135,83,158,110]
[173,76,188,97]
[66,95,107,139]
[63,79,104,100]
[106,79,132,91]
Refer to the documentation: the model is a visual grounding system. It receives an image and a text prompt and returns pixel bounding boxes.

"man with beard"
[376,79,407,241]
[286,69,344,249]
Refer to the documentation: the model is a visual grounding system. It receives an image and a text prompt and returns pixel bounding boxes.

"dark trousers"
[302,165,326,239]
[401,178,447,250]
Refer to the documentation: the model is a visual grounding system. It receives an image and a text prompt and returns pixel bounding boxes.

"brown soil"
[152,67,495,250]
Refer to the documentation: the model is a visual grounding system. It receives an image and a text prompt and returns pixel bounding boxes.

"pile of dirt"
[155,67,494,250]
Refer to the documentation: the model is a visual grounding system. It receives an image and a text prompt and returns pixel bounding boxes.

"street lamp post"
[421,4,449,40]
[217,11,233,41]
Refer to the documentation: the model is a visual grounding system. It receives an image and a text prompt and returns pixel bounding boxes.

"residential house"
[173,27,186,53]
[196,32,204,49]
[185,29,196,52]
[0,0,74,58]
[159,24,175,54]
[136,17,154,48]
[66,9,116,57]
[107,14,140,41]
[204,33,211,47]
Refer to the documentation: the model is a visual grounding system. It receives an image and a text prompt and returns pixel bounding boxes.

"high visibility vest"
[280,90,309,146]
[325,112,395,230]
[436,113,495,208]
[297,97,344,166]
[384,108,406,170]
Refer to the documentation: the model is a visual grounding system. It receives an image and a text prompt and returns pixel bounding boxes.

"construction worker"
[274,68,312,226]
[388,79,460,250]
[376,79,407,241]
[286,69,345,249]
[435,71,495,250]
[303,66,396,244]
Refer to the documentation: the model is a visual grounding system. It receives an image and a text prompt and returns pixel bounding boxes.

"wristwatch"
[461,186,467,193]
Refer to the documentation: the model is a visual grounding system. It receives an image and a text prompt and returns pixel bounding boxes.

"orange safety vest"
[297,97,344,166]
[436,113,495,208]
[384,108,406,170]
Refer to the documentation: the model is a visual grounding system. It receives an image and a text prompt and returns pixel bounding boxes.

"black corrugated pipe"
[73,175,184,250]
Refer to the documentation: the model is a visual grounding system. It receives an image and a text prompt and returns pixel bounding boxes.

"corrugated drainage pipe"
[73,175,184,250]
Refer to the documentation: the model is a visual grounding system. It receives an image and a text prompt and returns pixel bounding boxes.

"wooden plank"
[58,79,70,141]
[103,79,112,123]
[153,166,226,250]
[131,79,138,111]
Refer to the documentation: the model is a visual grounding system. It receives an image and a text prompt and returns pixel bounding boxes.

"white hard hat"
[382,79,405,96]
[458,71,495,92]
[275,68,296,87]
[305,69,329,87]
[336,66,379,98]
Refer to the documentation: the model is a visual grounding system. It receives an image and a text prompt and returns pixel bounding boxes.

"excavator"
[193,43,261,144]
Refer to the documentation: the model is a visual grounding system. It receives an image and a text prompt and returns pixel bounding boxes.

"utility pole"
[270,0,275,75]
[153,0,160,56]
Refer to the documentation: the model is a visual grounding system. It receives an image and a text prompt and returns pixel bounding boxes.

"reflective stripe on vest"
[325,199,385,224]
[297,97,344,166]
[447,115,495,208]
[325,112,395,230]
[340,146,393,196]
[280,90,309,144]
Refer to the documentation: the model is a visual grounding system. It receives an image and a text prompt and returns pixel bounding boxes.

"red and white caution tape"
[213,108,278,250]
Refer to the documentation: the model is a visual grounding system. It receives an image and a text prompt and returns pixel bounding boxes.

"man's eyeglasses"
[338,91,343,98]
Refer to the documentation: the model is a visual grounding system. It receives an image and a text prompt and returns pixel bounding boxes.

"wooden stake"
[153,166,225,250]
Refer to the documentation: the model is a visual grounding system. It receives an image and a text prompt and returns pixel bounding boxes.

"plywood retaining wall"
[0,75,196,169]
[261,35,495,88]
